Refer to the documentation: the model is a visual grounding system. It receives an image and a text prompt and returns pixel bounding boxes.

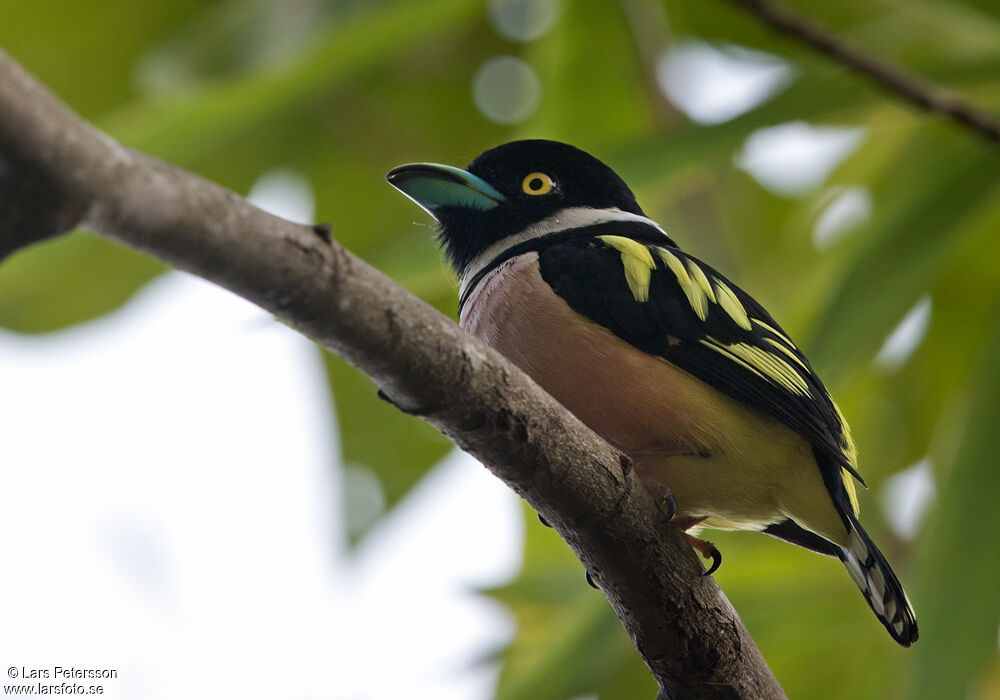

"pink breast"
[460,254,715,457]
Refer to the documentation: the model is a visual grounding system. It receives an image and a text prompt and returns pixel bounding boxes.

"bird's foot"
[537,512,551,528]
[636,475,677,523]
[585,570,599,590]
[655,485,677,523]
[684,532,722,576]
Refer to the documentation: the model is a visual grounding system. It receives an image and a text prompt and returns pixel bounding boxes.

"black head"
[387,140,644,274]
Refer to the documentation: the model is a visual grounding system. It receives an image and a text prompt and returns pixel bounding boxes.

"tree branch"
[0,48,786,699]
[722,0,1000,143]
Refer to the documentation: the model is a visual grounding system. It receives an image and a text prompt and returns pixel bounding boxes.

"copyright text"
[4,667,117,696]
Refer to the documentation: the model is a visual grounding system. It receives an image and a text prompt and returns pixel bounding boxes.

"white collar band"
[458,206,668,296]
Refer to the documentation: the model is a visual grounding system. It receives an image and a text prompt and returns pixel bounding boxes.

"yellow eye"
[522,172,555,196]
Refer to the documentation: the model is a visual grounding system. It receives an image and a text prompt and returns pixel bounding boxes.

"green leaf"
[100,0,482,168]
[910,306,1000,700]
[0,0,213,118]
[806,127,1000,383]
[496,591,639,700]
[0,233,164,333]
[490,506,650,700]
[134,0,348,92]
[852,192,1000,481]
[527,0,658,144]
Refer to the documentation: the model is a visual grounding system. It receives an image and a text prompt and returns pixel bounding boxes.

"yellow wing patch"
[753,318,796,347]
[598,235,655,302]
[685,260,717,304]
[657,249,708,320]
[842,468,860,515]
[830,398,861,514]
[754,318,814,377]
[699,338,769,382]
[713,280,752,331]
[652,248,756,331]
[830,399,859,468]
[764,337,810,371]
[701,337,812,397]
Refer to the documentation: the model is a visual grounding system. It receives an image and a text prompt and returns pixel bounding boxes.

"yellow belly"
[461,254,849,546]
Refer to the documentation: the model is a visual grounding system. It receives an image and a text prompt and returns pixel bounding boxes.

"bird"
[386,139,918,647]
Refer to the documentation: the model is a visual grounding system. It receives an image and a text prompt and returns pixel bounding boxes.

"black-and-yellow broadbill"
[387,139,918,646]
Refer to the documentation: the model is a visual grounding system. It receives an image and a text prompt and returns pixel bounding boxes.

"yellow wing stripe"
[658,248,753,329]
[752,317,795,346]
[713,280,753,331]
[686,260,717,304]
[764,337,810,371]
[704,338,812,397]
[830,400,858,464]
[826,400,859,514]
[657,248,708,321]
[699,339,770,383]
[842,468,860,515]
[729,343,812,396]
[599,235,655,302]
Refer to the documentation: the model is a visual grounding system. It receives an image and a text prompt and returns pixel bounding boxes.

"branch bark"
[0,48,786,699]
[721,0,1000,144]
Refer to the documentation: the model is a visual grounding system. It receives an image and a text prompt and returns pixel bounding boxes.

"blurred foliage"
[2,0,1000,697]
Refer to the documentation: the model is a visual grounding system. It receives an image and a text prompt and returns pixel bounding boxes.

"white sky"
[0,270,521,699]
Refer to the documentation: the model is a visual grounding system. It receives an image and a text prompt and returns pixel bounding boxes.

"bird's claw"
[585,570,599,590]
[657,486,677,523]
[638,476,677,524]
[702,546,722,577]
[683,531,723,576]
[537,512,551,528]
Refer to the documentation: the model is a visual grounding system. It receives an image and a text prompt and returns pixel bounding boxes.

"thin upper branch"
[0,48,786,699]
[722,0,1000,143]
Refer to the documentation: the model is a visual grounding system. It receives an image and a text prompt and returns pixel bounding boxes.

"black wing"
[536,230,862,513]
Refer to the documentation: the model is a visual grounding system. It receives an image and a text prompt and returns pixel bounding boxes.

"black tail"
[836,511,918,646]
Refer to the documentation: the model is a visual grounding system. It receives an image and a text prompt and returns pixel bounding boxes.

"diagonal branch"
[0,48,786,699]
[722,0,1000,143]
